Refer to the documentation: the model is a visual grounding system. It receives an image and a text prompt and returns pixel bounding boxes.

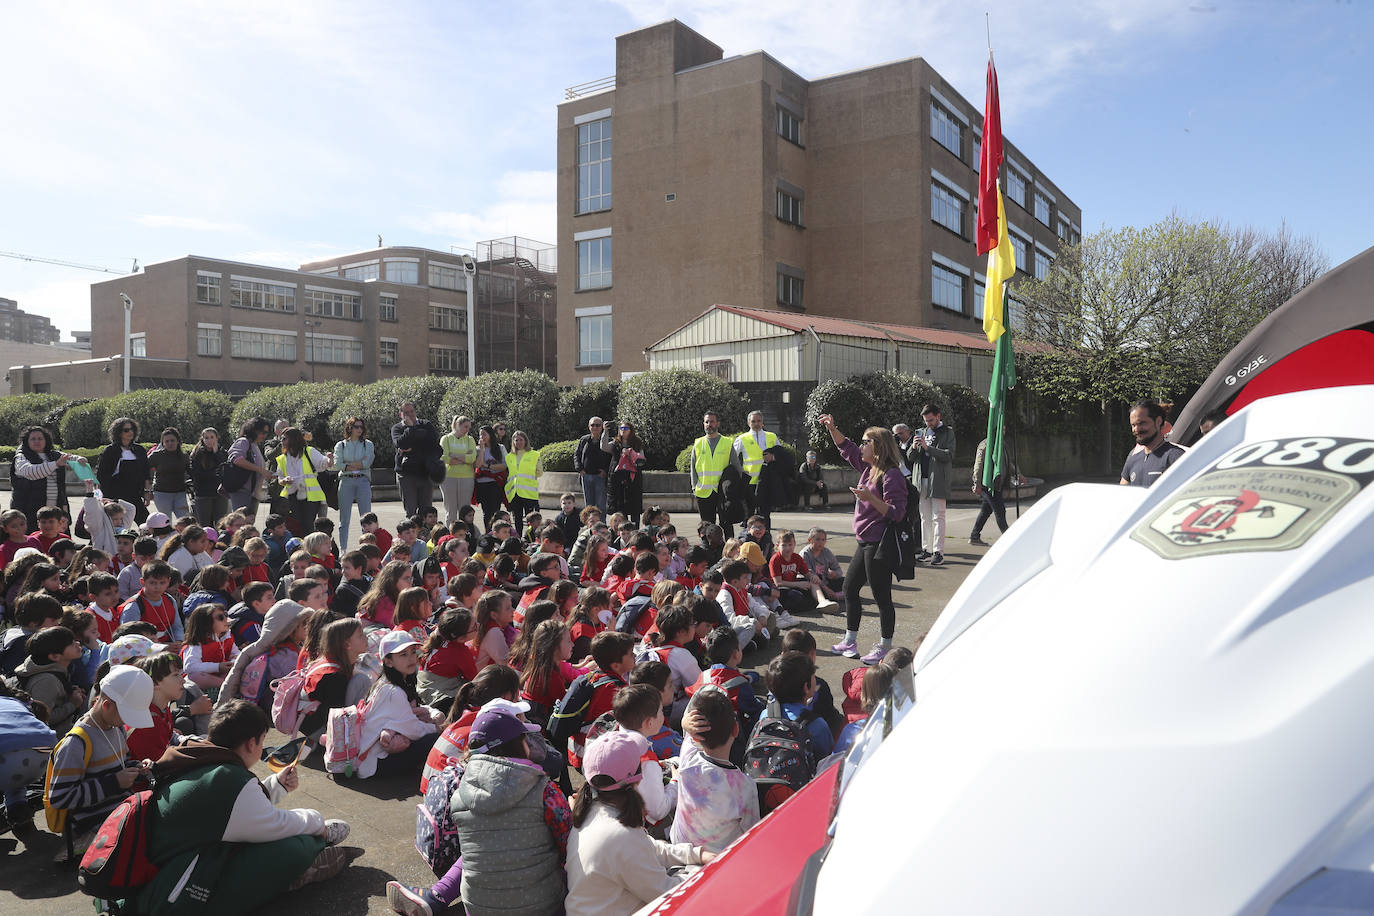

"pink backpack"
[323,687,381,777]
[271,660,337,736]
[241,646,300,706]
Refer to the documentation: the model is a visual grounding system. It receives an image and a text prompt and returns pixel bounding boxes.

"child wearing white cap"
[347,630,440,780]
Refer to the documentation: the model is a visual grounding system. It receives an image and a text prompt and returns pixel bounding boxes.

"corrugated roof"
[712,305,998,351]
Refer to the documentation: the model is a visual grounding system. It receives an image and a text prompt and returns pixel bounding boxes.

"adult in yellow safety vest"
[734,410,778,529]
[275,427,333,538]
[691,411,741,528]
[504,430,542,535]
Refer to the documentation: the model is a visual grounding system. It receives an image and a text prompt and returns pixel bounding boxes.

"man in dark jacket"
[391,400,440,518]
[573,417,611,513]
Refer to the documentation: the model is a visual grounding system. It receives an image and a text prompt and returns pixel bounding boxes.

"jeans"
[475,481,504,531]
[228,489,259,523]
[440,477,474,527]
[972,488,1008,537]
[919,494,947,554]
[396,472,433,518]
[192,493,228,527]
[337,474,372,548]
[152,490,189,520]
[580,472,607,513]
[844,541,896,640]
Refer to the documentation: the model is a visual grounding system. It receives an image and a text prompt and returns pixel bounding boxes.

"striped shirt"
[48,712,131,832]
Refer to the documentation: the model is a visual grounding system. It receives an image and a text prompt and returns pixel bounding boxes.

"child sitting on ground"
[610,683,678,827]
[118,560,182,646]
[127,652,186,761]
[421,664,520,791]
[346,631,440,780]
[636,604,701,727]
[628,661,685,759]
[180,603,239,692]
[550,630,636,769]
[687,626,765,765]
[671,685,759,853]
[781,628,846,736]
[392,586,432,645]
[739,515,774,562]
[474,590,516,671]
[14,626,85,736]
[417,607,476,708]
[802,527,845,604]
[770,529,835,612]
[519,619,576,724]
[765,650,834,759]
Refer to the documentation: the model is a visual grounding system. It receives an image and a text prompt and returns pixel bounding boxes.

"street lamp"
[118,292,133,392]
[461,255,477,378]
[303,319,323,381]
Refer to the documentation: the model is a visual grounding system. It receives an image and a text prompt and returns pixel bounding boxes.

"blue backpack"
[415,762,464,877]
[614,595,654,634]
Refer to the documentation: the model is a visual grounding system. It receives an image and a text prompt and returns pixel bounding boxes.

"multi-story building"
[0,297,62,345]
[556,20,1081,384]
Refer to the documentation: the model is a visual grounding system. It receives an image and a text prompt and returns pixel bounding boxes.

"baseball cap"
[468,703,541,754]
[107,634,159,666]
[217,546,250,570]
[739,541,765,566]
[146,512,172,531]
[583,730,649,790]
[100,665,155,729]
[377,630,420,657]
[481,697,532,718]
[113,527,138,541]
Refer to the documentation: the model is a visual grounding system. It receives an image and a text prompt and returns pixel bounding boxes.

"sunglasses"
[861,438,876,445]
[213,613,228,621]
[620,425,631,430]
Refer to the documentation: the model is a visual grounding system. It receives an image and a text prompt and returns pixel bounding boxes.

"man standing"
[692,411,739,527]
[969,438,1022,546]
[573,417,611,513]
[892,422,923,539]
[914,404,955,567]
[734,410,779,529]
[1120,398,1185,488]
[391,400,440,518]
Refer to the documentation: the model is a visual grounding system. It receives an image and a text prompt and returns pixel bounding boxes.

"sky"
[1,0,1370,341]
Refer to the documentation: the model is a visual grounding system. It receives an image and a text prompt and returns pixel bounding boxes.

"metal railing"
[565,75,615,100]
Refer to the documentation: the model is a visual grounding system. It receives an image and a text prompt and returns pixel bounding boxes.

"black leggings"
[476,481,504,531]
[844,541,896,639]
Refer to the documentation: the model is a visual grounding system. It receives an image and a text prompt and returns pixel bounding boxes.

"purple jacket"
[838,438,908,544]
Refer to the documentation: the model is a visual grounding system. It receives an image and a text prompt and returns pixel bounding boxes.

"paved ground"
[0,496,1035,914]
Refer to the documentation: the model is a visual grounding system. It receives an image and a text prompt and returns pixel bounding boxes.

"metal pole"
[120,293,132,392]
[464,258,476,377]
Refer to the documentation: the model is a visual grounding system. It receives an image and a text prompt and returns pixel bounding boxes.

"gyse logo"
[1224,354,1268,386]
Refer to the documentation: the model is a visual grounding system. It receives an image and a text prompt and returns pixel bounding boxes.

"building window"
[776,190,803,227]
[777,272,804,308]
[230,279,296,313]
[1057,216,1072,242]
[702,359,734,382]
[973,133,982,173]
[932,263,965,314]
[974,280,986,320]
[384,260,418,284]
[304,289,361,320]
[577,236,612,290]
[429,345,467,374]
[931,101,962,156]
[129,333,147,358]
[379,294,397,322]
[428,303,467,332]
[1005,167,1028,208]
[342,262,379,281]
[379,339,398,366]
[931,181,965,235]
[578,314,612,366]
[428,263,461,290]
[231,328,296,361]
[577,117,612,214]
[196,325,221,357]
[306,334,363,365]
[776,106,802,145]
[196,274,220,304]
[1034,191,1052,226]
[1035,249,1053,281]
[1010,232,1029,273]
[1008,297,1024,330]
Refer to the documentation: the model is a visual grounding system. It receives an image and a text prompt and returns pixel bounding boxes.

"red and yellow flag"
[976,55,1015,344]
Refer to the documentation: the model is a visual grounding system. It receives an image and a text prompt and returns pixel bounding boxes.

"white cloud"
[411,170,558,249]
[136,215,243,232]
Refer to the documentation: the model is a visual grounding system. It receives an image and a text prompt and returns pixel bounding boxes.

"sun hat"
[468,703,541,754]
[107,634,160,666]
[100,664,155,729]
[377,630,420,657]
[583,730,649,790]
[739,542,765,566]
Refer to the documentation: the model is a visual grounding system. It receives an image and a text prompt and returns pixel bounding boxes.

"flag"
[975,57,1003,256]
[983,325,1017,490]
[982,191,1015,343]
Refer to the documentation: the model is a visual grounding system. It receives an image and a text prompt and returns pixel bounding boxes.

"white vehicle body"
[814,386,1374,915]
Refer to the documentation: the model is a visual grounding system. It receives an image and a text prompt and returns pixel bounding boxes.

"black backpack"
[743,698,818,793]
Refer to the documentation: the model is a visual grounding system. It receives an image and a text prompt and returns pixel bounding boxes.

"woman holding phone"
[817,413,907,666]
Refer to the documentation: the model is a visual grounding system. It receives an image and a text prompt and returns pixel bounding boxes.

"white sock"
[845,630,858,644]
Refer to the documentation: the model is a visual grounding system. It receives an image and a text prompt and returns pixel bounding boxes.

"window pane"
[577,237,612,290]
[1006,168,1027,207]
[930,102,961,156]
[578,315,612,365]
[932,264,965,313]
[577,117,613,214]
[931,182,964,234]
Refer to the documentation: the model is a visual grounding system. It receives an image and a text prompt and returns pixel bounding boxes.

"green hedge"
[674,431,799,473]
[329,376,453,469]
[0,443,157,467]
[44,398,96,444]
[618,370,749,470]
[934,383,990,444]
[232,381,356,444]
[537,439,579,473]
[0,393,67,447]
[552,381,619,442]
[59,400,110,450]
[438,370,560,448]
[804,371,956,460]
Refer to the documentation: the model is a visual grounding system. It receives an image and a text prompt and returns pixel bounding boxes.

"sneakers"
[861,644,890,666]
[831,638,860,658]
[916,549,933,561]
[929,552,945,567]
[968,535,988,546]
[323,818,351,846]
[815,597,839,611]
[386,882,445,916]
[288,844,351,891]
[776,611,801,629]
[763,612,778,633]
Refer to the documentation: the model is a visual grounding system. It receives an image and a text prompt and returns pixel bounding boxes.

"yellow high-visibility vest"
[736,431,777,484]
[276,452,325,502]
[692,435,732,498]
[505,449,541,501]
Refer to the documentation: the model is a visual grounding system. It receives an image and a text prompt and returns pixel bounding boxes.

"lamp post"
[118,293,133,392]
[461,255,477,378]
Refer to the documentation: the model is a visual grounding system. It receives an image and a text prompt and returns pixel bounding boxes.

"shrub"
[934,383,990,446]
[674,431,799,473]
[537,439,579,473]
[552,381,619,442]
[439,371,560,448]
[94,389,230,447]
[802,379,874,461]
[329,376,453,469]
[857,371,943,432]
[232,381,356,444]
[59,399,110,449]
[0,394,67,447]
[43,398,96,445]
[617,370,749,469]
[185,390,233,439]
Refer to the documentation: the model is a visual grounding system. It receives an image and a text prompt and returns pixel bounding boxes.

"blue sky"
[2,0,1369,342]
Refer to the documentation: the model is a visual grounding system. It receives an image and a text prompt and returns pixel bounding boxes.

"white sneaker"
[815,598,839,611]
[776,611,801,629]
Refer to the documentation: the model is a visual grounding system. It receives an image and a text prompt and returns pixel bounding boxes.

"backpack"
[614,595,655,634]
[241,645,300,707]
[873,472,918,582]
[219,458,250,495]
[743,698,818,795]
[43,724,92,834]
[323,687,381,777]
[271,660,337,736]
[415,762,464,876]
[77,786,159,899]
[582,710,619,749]
[548,670,621,769]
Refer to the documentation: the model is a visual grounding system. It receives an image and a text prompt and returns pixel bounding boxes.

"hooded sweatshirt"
[14,655,80,735]
[216,599,309,708]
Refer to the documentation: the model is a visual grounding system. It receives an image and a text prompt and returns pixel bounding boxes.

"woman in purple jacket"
[818,413,908,666]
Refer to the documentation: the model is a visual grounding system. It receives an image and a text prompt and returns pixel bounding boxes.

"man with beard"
[1120,398,1186,488]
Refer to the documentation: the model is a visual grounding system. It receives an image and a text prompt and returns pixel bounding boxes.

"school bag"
[744,698,818,794]
[77,786,159,899]
[415,762,464,876]
[270,660,337,736]
[872,471,918,582]
[43,723,92,834]
[323,688,381,777]
[614,595,654,634]
[548,670,622,769]
[240,645,301,707]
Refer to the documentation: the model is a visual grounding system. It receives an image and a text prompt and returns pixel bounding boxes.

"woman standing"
[818,413,907,666]
[473,425,506,532]
[602,420,647,527]
[503,430,542,535]
[273,427,333,537]
[10,426,75,531]
[146,427,192,520]
[439,415,477,528]
[189,428,228,526]
[96,416,151,524]
[333,416,375,549]
[226,417,271,522]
